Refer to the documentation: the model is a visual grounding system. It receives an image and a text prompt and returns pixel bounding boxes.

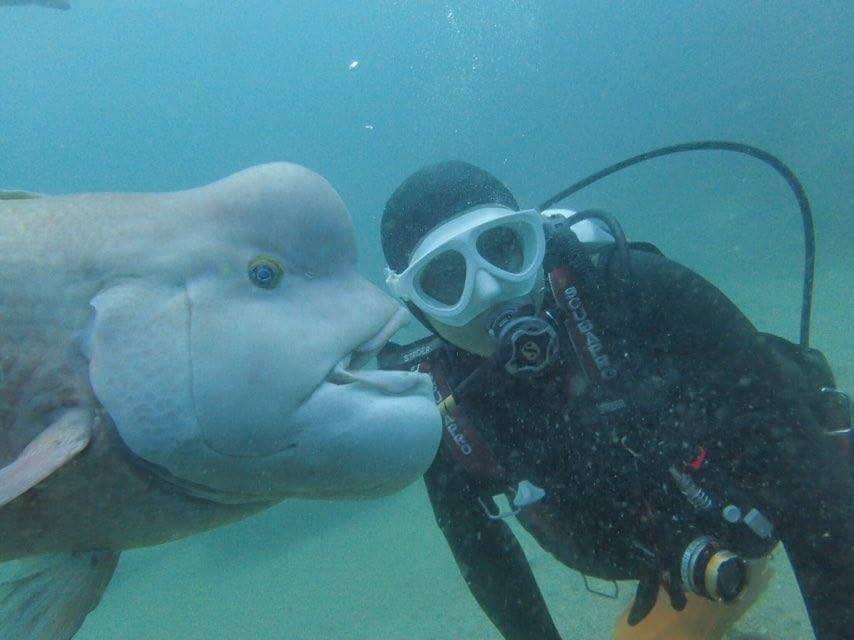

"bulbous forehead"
[199,162,357,273]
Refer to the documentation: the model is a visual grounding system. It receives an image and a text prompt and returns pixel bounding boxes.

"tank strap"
[548,267,631,420]
[419,357,509,482]
[422,356,550,518]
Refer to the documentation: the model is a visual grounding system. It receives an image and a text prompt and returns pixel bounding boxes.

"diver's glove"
[627,569,689,626]
[663,569,688,611]
[627,574,660,625]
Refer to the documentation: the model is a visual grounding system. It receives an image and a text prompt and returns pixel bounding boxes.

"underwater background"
[1,1,850,638]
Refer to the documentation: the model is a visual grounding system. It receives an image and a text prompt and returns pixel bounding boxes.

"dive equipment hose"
[539,141,815,348]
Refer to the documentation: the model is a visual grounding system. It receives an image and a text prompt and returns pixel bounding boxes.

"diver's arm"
[778,452,853,639]
[621,250,853,639]
[756,392,854,640]
[727,376,854,639]
[423,450,562,640]
[723,378,854,640]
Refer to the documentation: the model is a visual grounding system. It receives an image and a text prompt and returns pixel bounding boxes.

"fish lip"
[322,306,411,386]
[347,306,410,372]
[294,307,411,410]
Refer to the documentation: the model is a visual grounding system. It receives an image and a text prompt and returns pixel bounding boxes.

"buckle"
[820,387,851,433]
[478,480,546,520]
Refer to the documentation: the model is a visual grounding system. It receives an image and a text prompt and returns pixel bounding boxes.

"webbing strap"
[419,359,509,482]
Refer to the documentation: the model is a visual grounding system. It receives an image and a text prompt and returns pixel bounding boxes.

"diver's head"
[381,161,545,356]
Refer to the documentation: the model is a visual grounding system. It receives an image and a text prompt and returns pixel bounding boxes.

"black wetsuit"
[421,247,853,640]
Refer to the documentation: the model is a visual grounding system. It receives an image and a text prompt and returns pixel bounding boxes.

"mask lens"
[477,226,525,273]
[418,250,466,305]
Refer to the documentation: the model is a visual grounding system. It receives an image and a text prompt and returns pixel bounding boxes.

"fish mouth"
[325,306,423,394]
[352,305,411,370]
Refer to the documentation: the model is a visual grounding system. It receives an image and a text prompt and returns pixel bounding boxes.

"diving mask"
[385,206,546,327]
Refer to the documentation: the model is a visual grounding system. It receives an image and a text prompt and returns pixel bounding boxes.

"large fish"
[0,163,441,639]
[0,1,70,9]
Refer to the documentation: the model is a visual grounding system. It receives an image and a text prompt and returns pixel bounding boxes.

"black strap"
[376,335,444,371]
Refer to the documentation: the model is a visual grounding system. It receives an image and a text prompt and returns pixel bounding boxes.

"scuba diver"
[377,143,852,640]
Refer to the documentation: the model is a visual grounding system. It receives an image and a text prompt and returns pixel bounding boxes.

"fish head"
[85,163,441,501]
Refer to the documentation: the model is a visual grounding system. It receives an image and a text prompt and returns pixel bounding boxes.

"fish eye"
[248,256,284,289]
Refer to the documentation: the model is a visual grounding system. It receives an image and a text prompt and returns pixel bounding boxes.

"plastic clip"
[478,480,546,520]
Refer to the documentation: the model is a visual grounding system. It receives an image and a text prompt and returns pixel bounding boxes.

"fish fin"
[0,550,119,640]
[0,190,44,200]
[0,408,92,509]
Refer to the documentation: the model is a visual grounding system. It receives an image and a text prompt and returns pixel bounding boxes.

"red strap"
[686,446,707,471]
[420,359,509,482]
[548,266,618,385]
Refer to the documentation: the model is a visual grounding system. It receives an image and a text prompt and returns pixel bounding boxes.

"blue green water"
[1,2,850,638]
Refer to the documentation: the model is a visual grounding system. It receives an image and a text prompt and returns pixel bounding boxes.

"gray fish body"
[0,1,71,10]
[0,405,272,562]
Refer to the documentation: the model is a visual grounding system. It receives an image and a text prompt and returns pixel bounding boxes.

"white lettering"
[403,344,433,363]
[563,284,618,381]
[445,419,473,456]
